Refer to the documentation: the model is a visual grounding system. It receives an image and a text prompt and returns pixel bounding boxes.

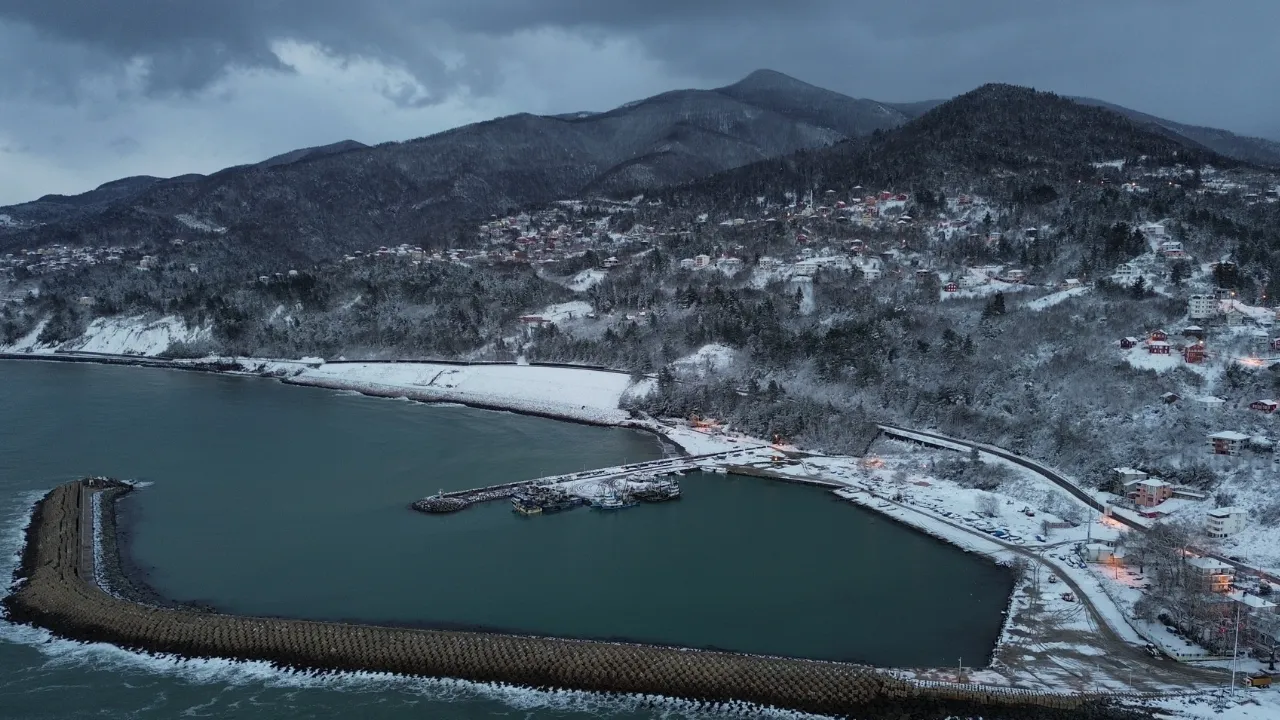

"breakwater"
[3,480,1142,719]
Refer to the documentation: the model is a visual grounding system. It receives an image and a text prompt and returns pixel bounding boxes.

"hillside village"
[5,92,1280,705]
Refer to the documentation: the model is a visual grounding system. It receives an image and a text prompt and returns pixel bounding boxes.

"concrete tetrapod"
[3,480,1146,719]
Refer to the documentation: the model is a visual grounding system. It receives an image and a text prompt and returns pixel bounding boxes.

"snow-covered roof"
[1186,556,1234,573]
[1208,506,1247,518]
[1113,466,1146,476]
[1209,431,1250,441]
[1228,590,1276,610]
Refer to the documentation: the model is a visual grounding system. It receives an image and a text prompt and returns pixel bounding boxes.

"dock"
[410,448,778,516]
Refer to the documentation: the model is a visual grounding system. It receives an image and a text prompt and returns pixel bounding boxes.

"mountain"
[0,70,913,259]
[257,139,370,168]
[1070,97,1280,167]
[0,72,1265,263]
[0,176,164,228]
[716,69,923,137]
[669,84,1235,206]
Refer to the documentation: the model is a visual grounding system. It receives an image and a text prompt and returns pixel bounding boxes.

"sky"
[1,0,1278,206]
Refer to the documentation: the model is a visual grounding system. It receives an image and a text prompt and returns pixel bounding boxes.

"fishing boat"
[591,478,638,510]
[593,493,639,510]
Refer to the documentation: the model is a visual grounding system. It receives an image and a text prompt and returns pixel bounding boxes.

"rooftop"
[1187,556,1235,573]
[1209,431,1251,441]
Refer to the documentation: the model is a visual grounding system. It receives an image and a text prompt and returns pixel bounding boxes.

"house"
[76,296,94,306]
[1250,400,1280,413]
[1209,430,1250,456]
[1207,507,1248,538]
[959,273,986,289]
[1150,329,1169,342]
[717,257,744,273]
[693,254,711,269]
[1161,392,1181,404]
[679,258,696,270]
[1148,340,1171,355]
[1120,336,1140,349]
[1188,294,1217,321]
[1113,263,1140,283]
[854,257,883,280]
[1226,308,1246,327]
[601,256,621,268]
[1183,343,1207,364]
[1183,326,1205,339]
[1186,556,1235,593]
[518,315,550,327]
[1160,240,1186,258]
[1271,337,1280,352]
[944,282,959,293]
[1083,543,1126,564]
[1111,467,1148,494]
[1131,479,1173,508]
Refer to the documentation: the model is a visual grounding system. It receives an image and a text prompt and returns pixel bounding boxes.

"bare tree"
[976,493,1001,518]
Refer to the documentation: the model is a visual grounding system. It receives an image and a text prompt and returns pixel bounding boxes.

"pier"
[411,448,773,515]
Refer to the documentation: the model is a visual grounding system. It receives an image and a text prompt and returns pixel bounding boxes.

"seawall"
[0,480,1138,719]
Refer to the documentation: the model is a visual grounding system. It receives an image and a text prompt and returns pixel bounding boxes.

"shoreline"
[0,479,1103,719]
[1,354,1078,671]
[0,353,692,456]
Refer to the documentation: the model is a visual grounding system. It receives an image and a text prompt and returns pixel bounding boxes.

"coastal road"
[838,480,1229,690]
[878,425,1280,587]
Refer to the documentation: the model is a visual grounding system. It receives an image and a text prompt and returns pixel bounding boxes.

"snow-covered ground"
[566,269,608,292]
[1121,344,1187,373]
[534,300,593,324]
[671,343,738,377]
[64,316,210,355]
[1025,286,1090,311]
[174,214,227,234]
[275,361,650,425]
[0,315,209,356]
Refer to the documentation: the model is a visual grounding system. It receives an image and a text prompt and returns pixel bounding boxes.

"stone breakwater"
[2,480,1147,720]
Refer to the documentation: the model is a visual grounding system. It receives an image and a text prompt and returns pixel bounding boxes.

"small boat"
[511,497,543,515]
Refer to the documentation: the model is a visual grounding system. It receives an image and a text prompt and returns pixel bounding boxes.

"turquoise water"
[0,361,1011,718]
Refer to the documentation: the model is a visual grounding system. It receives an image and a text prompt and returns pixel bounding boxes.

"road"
[840,477,1228,689]
[879,425,1280,586]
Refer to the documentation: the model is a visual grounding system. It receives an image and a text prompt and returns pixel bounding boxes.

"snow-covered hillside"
[0,315,210,356]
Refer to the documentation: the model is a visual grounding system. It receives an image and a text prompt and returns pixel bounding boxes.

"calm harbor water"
[0,361,1011,719]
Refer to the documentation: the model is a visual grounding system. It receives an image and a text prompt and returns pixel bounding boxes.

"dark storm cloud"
[0,0,1277,132]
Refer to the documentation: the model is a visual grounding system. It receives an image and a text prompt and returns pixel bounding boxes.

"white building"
[678,258,696,270]
[693,254,711,269]
[1188,294,1217,321]
[1206,507,1248,538]
[1112,263,1139,284]
[1208,430,1250,456]
[717,257,744,274]
[854,257,883,280]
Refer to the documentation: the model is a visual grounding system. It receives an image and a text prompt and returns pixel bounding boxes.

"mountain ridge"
[0,71,1270,262]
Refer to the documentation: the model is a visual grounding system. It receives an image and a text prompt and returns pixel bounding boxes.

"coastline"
[0,479,1102,719]
[0,352,690,455]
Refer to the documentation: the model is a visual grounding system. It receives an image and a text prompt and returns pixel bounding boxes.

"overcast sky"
[2,0,1277,206]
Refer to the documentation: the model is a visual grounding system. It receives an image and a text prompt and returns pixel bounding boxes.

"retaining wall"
[3,480,1142,719]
